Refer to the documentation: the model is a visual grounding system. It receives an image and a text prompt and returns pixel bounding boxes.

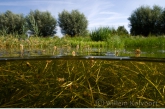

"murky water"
[0,57,165,107]
[0,47,165,107]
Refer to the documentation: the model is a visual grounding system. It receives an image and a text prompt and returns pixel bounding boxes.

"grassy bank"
[0,59,164,107]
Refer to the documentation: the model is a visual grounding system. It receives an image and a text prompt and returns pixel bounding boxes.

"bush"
[90,27,116,41]
[117,26,129,36]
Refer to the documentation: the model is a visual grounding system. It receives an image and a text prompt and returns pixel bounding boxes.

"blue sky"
[0,0,165,36]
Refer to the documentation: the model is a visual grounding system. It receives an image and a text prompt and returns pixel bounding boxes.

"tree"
[26,10,57,37]
[0,10,26,35]
[160,8,165,34]
[150,5,163,35]
[117,26,129,35]
[58,10,88,37]
[128,5,163,36]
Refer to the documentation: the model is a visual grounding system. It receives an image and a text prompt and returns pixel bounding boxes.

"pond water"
[0,47,165,58]
[0,47,165,107]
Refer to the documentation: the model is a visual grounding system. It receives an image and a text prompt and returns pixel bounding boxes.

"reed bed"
[0,59,164,107]
[124,36,165,48]
[0,36,106,49]
[1,35,165,50]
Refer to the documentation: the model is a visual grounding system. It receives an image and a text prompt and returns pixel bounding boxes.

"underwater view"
[1,0,165,107]
[0,44,165,108]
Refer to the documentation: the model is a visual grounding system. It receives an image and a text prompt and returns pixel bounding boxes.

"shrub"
[90,27,116,41]
[117,26,129,36]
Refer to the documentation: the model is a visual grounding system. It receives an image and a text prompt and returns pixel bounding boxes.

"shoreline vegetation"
[1,35,165,50]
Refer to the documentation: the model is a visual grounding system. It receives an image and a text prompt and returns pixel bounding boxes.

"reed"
[124,36,165,48]
[1,35,165,50]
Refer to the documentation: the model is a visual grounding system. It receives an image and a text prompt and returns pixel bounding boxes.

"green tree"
[0,10,26,35]
[58,10,88,37]
[150,5,163,35]
[128,5,163,36]
[117,26,129,35]
[160,8,165,34]
[26,10,57,37]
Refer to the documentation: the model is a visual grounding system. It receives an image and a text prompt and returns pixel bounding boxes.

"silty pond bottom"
[0,56,165,107]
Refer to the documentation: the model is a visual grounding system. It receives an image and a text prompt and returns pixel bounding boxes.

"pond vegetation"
[0,58,165,107]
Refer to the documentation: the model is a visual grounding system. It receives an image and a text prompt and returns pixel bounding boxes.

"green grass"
[0,59,165,107]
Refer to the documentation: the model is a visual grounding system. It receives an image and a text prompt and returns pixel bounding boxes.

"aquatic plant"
[1,34,165,50]
[0,59,164,107]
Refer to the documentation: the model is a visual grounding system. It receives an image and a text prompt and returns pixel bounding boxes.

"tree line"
[0,9,88,37]
[0,9,129,38]
[128,5,165,36]
[0,5,165,37]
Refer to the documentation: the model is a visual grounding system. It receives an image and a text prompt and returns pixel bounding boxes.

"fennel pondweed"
[0,59,164,107]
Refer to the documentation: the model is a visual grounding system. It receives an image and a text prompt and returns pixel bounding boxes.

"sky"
[0,0,165,37]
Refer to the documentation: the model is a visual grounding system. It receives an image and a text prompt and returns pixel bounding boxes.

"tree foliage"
[26,10,57,37]
[117,26,129,35]
[160,8,165,34]
[0,10,26,35]
[128,5,164,36]
[58,10,88,37]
